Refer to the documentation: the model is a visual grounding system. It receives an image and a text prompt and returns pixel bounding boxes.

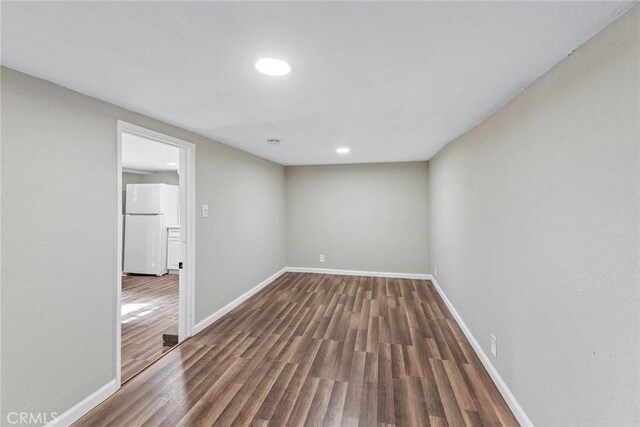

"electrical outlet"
[434,265,437,276]
[491,335,497,358]
[202,204,209,218]
[319,254,325,263]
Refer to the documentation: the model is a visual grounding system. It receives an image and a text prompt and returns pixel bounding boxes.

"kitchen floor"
[121,274,179,383]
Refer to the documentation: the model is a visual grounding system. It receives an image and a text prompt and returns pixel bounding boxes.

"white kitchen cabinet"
[167,227,181,270]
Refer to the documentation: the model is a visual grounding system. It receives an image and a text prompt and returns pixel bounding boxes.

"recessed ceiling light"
[267,139,281,145]
[166,162,178,166]
[255,58,291,76]
[336,147,350,154]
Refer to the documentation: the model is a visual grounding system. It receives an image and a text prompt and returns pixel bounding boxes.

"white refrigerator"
[123,183,179,276]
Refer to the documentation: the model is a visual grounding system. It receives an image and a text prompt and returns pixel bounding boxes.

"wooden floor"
[78,273,517,426]
[121,274,179,383]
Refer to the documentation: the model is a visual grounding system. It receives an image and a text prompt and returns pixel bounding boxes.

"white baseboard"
[194,267,287,334]
[47,378,118,427]
[285,266,430,280]
[428,275,533,427]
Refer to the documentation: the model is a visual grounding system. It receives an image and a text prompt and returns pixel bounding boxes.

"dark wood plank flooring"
[121,274,179,382]
[79,272,518,426]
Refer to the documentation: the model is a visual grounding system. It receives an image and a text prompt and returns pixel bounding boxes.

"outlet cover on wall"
[434,265,437,276]
[491,334,497,358]
[202,204,209,218]
[319,254,325,263]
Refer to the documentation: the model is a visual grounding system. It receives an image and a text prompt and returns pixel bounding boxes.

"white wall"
[286,162,429,274]
[1,67,286,421]
[428,7,639,425]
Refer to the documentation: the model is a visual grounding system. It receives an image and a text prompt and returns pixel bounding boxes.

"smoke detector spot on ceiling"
[267,139,281,145]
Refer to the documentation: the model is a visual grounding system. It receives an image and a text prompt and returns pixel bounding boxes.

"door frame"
[115,120,196,387]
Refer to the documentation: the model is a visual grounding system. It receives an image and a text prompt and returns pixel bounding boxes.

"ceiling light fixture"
[336,147,350,154]
[267,139,281,145]
[255,58,291,76]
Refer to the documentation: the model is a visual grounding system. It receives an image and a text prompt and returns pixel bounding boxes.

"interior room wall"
[428,7,639,425]
[286,161,429,274]
[1,67,286,421]
[137,170,180,185]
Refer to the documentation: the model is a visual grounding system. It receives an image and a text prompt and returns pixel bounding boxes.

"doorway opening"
[116,121,195,386]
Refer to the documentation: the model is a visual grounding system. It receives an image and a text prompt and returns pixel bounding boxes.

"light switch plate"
[202,204,209,218]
